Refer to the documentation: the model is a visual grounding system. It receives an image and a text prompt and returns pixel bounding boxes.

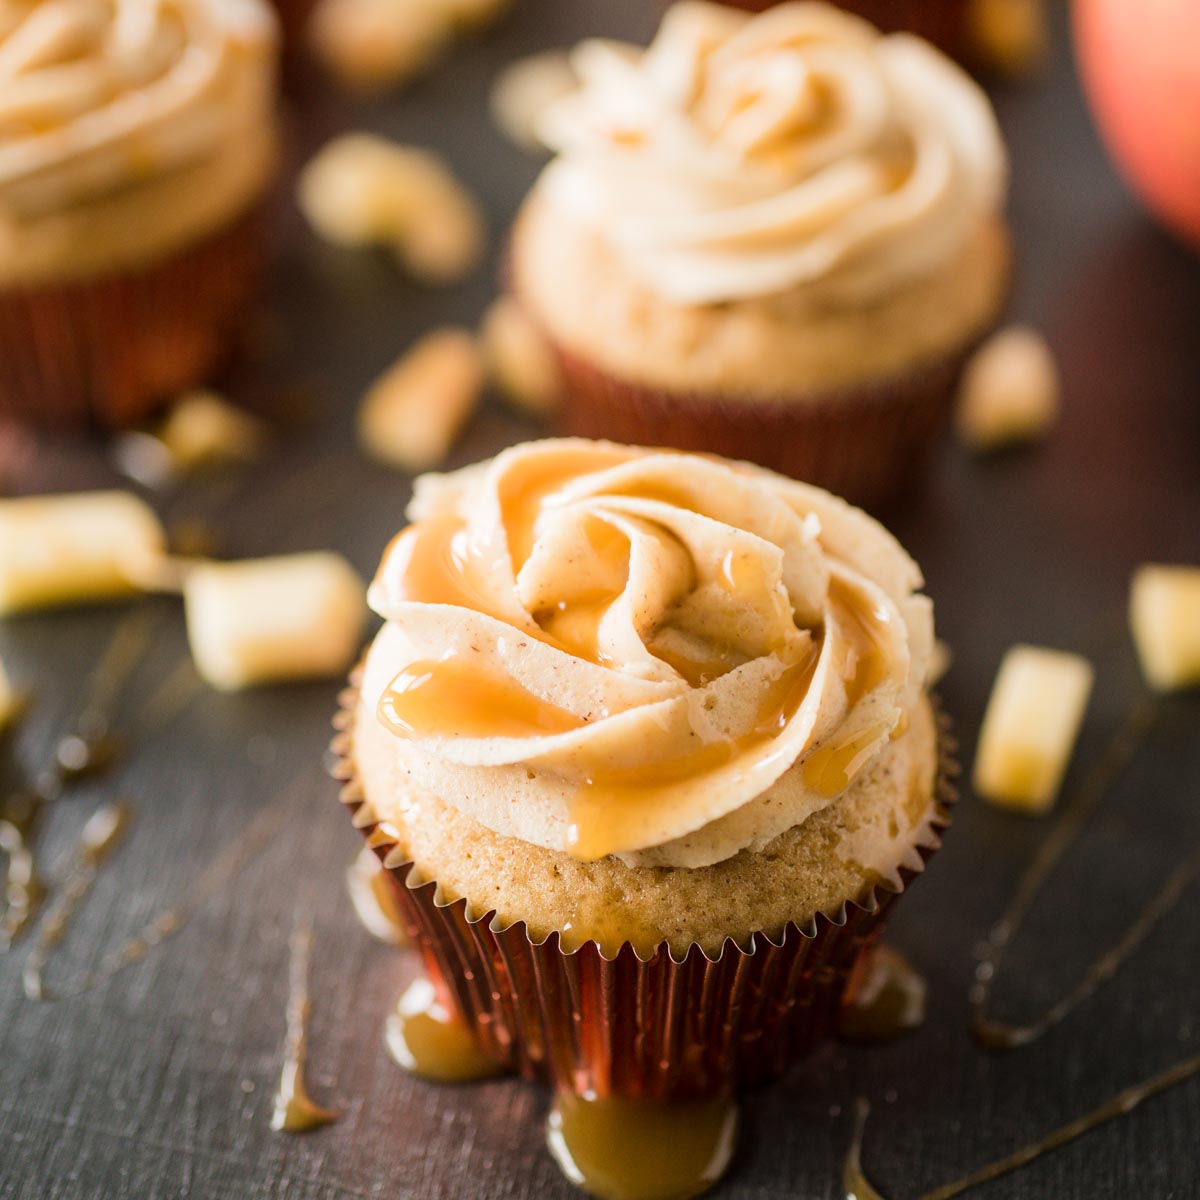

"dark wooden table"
[2,3,1199,1197]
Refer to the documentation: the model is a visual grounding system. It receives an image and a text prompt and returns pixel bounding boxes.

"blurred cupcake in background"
[0,0,280,430]
[510,1,1011,509]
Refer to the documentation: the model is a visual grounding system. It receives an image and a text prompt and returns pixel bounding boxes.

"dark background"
[2,2,1199,1197]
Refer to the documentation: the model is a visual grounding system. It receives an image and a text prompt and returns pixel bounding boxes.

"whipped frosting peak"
[534,1,1006,306]
[362,440,934,870]
[0,0,277,218]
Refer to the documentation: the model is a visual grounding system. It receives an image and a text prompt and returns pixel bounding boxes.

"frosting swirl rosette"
[0,0,277,218]
[361,441,934,869]
[535,1,1006,306]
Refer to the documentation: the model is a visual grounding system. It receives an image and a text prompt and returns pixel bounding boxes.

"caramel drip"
[22,802,131,1001]
[847,1052,1200,1200]
[345,845,408,947]
[843,1099,884,1200]
[566,640,821,861]
[385,976,504,1083]
[22,787,286,1001]
[1,612,156,949]
[381,516,499,616]
[803,723,892,799]
[380,655,589,741]
[271,923,339,1134]
[533,516,630,666]
[837,945,927,1043]
[498,443,633,571]
[970,697,1180,1051]
[546,1090,739,1200]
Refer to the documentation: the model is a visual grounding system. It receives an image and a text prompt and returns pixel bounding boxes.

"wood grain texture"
[2,3,1199,1198]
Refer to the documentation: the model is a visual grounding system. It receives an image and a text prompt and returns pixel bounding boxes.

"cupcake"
[510,2,1010,510]
[715,0,972,65]
[335,439,953,1136]
[0,0,280,430]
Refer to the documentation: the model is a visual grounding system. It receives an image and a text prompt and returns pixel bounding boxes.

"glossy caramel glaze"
[547,1090,738,1200]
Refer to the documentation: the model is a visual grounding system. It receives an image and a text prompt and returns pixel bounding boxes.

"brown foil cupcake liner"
[547,339,976,514]
[0,202,269,431]
[332,678,958,1100]
[709,0,972,63]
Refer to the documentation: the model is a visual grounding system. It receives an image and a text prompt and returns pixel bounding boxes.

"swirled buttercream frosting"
[533,1,1006,306]
[360,440,934,870]
[0,0,277,218]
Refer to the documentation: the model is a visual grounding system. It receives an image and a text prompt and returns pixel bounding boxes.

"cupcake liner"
[546,338,977,514]
[0,201,269,431]
[712,0,971,63]
[332,679,958,1100]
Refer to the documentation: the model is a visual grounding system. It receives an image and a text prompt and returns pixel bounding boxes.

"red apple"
[1073,0,1200,249]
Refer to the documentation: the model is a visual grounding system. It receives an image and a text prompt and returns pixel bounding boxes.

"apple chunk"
[974,645,1094,813]
[184,554,365,691]
[0,492,165,616]
[1130,565,1200,691]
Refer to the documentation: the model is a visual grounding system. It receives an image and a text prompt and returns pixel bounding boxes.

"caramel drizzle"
[1,611,157,949]
[22,802,131,1001]
[23,788,285,1002]
[848,1053,1200,1200]
[271,922,339,1134]
[970,696,1187,1050]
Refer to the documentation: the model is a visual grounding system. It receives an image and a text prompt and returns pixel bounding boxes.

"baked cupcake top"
[0,0,278,280]
[361,440,934,870]
[534,0,1006,307]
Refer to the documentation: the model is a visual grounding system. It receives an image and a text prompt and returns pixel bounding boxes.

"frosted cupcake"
[0,0,280,429]
[335,439,953,1117]
[510,2,1010,509]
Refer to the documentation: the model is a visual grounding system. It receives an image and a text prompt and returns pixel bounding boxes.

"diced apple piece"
[358,328,483,471]
[309,0,451,91]
[968,0,1049,77]
[957,326,1060,451]
[1130,565,1200,691]
[297,134,484,285]
[0,492,165,616]
[480,298,561,417]
[489,49,576,153]
[974,645,1094,813]
[157,390,268,472]
[183,553,365,691]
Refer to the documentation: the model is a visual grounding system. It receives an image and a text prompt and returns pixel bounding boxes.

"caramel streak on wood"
[271,921,340,1134]
[23,802,132,1001]
[843,1098,885,1200]
[20,788,293,1002]
[971,696,1164,1049]
[918,1053,1200,1200]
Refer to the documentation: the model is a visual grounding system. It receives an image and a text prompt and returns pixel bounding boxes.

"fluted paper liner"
[332,676,957,1100]
[548,341,977,514]
[0,202,268,430]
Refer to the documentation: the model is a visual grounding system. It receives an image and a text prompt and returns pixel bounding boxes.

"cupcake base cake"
[336,677,954,1099]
